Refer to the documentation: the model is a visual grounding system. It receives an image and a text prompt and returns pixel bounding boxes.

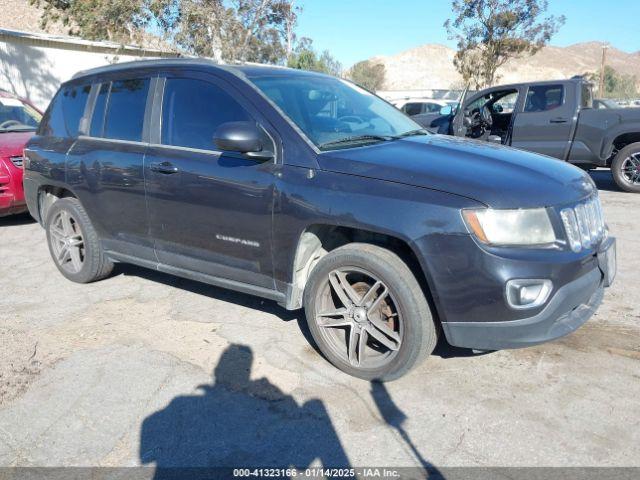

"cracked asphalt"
[0,170,639,469]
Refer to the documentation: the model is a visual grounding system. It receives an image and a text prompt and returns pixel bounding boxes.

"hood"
[318,135,595,209]
[0,131,34,159]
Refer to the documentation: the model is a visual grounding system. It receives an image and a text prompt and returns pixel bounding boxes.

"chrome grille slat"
[560,195,605,252]
[9,156,23,168]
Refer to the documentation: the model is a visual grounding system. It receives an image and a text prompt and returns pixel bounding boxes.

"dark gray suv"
[23,59,616,380]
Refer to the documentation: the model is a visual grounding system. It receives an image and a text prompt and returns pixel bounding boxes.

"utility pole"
[599,43,609,97]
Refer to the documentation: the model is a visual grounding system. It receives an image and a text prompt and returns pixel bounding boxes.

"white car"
[392,98,452,116]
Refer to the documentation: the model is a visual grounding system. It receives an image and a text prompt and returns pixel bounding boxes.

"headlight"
[463,208,556,246]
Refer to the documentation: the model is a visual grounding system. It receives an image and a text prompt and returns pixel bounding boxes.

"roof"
[0,28,176,57]
[70,58,332,81]
[477,77,588,92]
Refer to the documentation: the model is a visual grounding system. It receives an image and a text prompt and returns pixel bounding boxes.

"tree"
[33,0,298,64]
[174,0,297,63]
[31,0,178,44]
[287,39,343,76]
[346,60,386,91]
[587,66,639,99]
[445,0,565,89]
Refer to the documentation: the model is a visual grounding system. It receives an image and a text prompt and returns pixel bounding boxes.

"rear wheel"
[612,142,640,193]
[303,243,437,381]
[45,197,113,283]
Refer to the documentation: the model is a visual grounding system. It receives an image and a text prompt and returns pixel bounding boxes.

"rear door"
[66,75,154,260]
[510,82,575,159]
[24,83,91,215]
[144,72,278,289]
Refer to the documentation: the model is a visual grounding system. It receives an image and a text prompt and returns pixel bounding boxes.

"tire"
[611,142,640,193]
[303,243,437,381]
[45,197,114,283]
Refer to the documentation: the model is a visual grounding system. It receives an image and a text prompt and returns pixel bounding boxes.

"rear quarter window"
[38,84,91,137]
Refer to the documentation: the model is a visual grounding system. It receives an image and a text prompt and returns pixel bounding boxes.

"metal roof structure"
[0,27,177,57]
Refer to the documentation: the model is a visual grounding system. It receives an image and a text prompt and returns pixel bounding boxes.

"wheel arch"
[606,130,640,165]
[287,224,441,324]
[36,185,78,225]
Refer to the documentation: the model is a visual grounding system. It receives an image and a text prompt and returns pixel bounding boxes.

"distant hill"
[370,42,640,90]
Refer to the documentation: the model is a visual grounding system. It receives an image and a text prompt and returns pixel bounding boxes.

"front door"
[510,83,575,159]
[144,74,278,289]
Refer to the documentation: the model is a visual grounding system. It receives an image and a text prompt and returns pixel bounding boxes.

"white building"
[0,28,177,110]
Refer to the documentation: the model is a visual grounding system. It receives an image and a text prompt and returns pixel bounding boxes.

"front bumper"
[0,158,26,217]
[440,236,616,350]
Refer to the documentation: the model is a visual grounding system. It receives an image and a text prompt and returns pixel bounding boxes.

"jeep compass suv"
[23,60,616,380]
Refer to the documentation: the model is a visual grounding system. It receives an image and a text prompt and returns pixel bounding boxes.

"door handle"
[150,162,179,174]
[549,117,568,124]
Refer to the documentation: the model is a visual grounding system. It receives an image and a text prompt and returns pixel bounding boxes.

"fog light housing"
[505,279,553,309]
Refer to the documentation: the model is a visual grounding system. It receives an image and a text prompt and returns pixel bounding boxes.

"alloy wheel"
[49,210,85,274]
[314,267,403,369]
[621,153,640,185]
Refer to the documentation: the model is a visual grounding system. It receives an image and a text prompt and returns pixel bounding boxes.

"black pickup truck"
[414,78,640,192]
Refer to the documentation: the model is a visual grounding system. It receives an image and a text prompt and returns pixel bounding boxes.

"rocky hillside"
[371,42,640,90]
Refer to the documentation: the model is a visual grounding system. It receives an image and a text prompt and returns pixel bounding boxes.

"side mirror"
[439,105,453,116]
[214,121,273,161]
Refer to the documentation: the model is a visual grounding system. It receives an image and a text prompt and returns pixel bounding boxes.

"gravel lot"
[0,170,638,470]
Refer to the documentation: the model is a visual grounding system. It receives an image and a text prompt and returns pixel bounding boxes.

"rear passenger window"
[39,84,91,137]
[103,78,149,141]
[524,85,564,112]
[161,78,250,151]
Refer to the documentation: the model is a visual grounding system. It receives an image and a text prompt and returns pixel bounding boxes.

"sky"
[296,0,640,67]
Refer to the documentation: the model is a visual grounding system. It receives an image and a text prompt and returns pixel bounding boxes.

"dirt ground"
[0,169,638,469]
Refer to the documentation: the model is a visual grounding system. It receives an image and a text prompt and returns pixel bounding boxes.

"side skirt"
[106,251,287,304]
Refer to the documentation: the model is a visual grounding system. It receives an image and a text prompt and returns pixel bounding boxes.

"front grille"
[560,195,605,252]
[9,156,23,168]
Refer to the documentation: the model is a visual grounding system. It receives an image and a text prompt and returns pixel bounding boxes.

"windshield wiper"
[396,128,429,138]
[318,134,394,150]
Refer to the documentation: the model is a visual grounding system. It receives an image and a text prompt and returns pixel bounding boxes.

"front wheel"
[303,243,437,381]
[611,142,640,193]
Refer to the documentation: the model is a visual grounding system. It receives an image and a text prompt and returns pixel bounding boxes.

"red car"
[0,91,42,217]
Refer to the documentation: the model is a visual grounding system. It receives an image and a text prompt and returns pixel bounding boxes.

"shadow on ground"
[139,343,350,478]
[116,263,299,322]
[139,344,445,479]
[0,212,35,227]
[589,169,621,193]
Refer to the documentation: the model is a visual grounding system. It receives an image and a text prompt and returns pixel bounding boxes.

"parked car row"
[405,77,640,193]
[17,59,615,381]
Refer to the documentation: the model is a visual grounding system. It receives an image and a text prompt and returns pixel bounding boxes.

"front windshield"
[0,97,42,132]
[248,74,424,150]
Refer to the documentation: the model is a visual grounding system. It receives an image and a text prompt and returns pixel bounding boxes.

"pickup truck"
[414,77,640,193]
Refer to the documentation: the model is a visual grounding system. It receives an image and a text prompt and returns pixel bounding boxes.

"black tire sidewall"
[612,143,640,193]
[45,198,100,283]
[303,245,435,381]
